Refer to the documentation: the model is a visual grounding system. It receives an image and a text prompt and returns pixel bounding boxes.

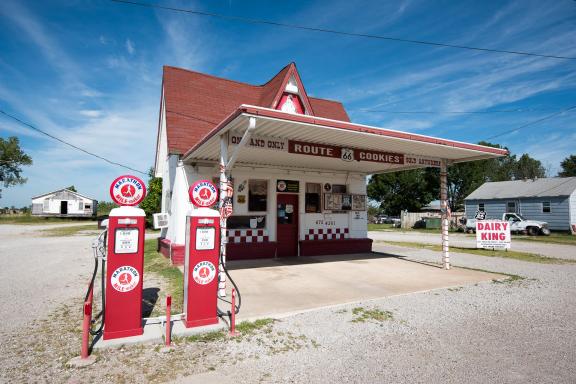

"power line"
[0,110,148,175]
[110,0,576,61]
[166,109,220,125]
[486,104,576,140]
[355,109,561,114]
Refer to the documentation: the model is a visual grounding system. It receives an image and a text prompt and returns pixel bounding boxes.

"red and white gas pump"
[184,180,220,328]
[103,175,147,340]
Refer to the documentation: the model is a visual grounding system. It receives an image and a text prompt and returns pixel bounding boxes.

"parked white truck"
[466,212,551,236]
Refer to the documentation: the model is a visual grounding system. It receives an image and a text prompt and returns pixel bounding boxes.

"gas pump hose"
[84,230,107,336]
[216,251,241,320]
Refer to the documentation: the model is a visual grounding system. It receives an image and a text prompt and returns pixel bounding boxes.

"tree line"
[368,142,576,216]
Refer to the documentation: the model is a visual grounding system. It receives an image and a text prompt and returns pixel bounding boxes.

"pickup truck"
[466,212,551,236]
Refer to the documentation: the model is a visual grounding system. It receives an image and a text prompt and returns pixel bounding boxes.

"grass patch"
[183,330,227,343]
[379,240,574,264]
[367,223,395,231]
[368,223,464,234]
[236,318,275,334]
[40,224,98,237]
[144,239,183,314]
[513,232,576,246]
[351,307,393,323]
[0,214,94,225]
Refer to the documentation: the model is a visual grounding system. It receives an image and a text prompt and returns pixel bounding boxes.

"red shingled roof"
[161,63,350,155]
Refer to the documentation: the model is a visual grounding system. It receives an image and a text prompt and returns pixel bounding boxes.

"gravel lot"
[196,242,576,384]
[0,225,574,383]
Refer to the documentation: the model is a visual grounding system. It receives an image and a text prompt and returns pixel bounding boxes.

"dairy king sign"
[476,220,511,249]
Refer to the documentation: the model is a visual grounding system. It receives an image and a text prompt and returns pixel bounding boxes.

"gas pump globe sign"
[110,175,147,206]
[189,180,218,208]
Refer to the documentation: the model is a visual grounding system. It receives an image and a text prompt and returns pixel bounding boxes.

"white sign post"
[476,220,511,250]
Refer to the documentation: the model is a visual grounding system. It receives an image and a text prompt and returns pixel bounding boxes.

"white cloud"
[79,110,102,118]
[125,38,135,55]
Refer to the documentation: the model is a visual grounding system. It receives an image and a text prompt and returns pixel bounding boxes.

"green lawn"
[513,232,576,246]
[378,240,574,264]
[143,239,183,315]
[368,223,462,234]
[0,214,94,225]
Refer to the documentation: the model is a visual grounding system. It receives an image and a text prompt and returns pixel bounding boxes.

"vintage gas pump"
[183,207,220,327]
[183,180,220,328]
[103,175,147,340]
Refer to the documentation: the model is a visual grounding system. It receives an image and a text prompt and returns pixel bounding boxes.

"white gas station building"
[154,63,506,267]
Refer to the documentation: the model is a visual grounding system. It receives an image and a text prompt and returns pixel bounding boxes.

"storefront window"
[305,183,321,213]
[249,180,268,211]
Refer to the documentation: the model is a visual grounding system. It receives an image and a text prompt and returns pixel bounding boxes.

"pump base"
[103,327,143,340]
[184,317,219,328]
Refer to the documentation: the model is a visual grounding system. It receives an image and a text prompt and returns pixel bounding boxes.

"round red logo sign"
[192,261,216,285]
[110,175,147,206]
[110,265,140,292]
[189,180,218,207]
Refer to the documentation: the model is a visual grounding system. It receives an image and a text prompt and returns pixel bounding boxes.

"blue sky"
[1,0,575,207]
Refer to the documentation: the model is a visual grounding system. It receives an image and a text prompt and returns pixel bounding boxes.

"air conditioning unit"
[153,213,169,229]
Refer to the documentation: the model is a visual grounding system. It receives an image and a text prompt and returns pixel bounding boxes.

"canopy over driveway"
[183,104,507,174]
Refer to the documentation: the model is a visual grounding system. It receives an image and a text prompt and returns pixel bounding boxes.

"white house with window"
[464,177,576,232]
[31,188,97,217]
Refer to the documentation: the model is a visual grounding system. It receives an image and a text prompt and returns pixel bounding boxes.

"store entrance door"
[277,194,299,257]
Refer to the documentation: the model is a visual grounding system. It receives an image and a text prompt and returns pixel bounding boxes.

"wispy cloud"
[125,38,135,55]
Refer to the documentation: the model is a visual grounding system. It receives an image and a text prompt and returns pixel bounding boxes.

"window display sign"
[325,194,367,211]
[115,228,139,254]
[196,227,215,250]
[352,195,366,211]
[277,180,299,193]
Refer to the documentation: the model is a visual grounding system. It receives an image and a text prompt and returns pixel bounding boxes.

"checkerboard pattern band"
[227,229,269,244]
[304,228,349,241]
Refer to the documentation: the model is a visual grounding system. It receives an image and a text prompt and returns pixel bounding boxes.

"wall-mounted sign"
[109,175,147,206]
[237,195,246,204]
[277,180,299,193]
[476,220,511,250]
[324,183,332,192]
[228,135,441,168]
[404,155,441,168]
[229,135,287,151]
[189,180,218,208]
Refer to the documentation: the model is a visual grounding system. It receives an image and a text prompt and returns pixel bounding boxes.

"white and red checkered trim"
[304,228,349,241]
[227,229,269,244]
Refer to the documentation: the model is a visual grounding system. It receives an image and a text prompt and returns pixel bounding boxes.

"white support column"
[440,160,450,270]
[218,133,228,297]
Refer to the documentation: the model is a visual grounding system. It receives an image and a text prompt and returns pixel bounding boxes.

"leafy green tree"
[558,155,576,177]
[0,136,32,198]
[367,169,436,216]
[139,168,162,227]
[513,154,545,179]
[96,201,118,216]
[66,185,77,192]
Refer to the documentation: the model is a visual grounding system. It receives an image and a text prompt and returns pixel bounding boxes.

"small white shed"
[31,189,97,217]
